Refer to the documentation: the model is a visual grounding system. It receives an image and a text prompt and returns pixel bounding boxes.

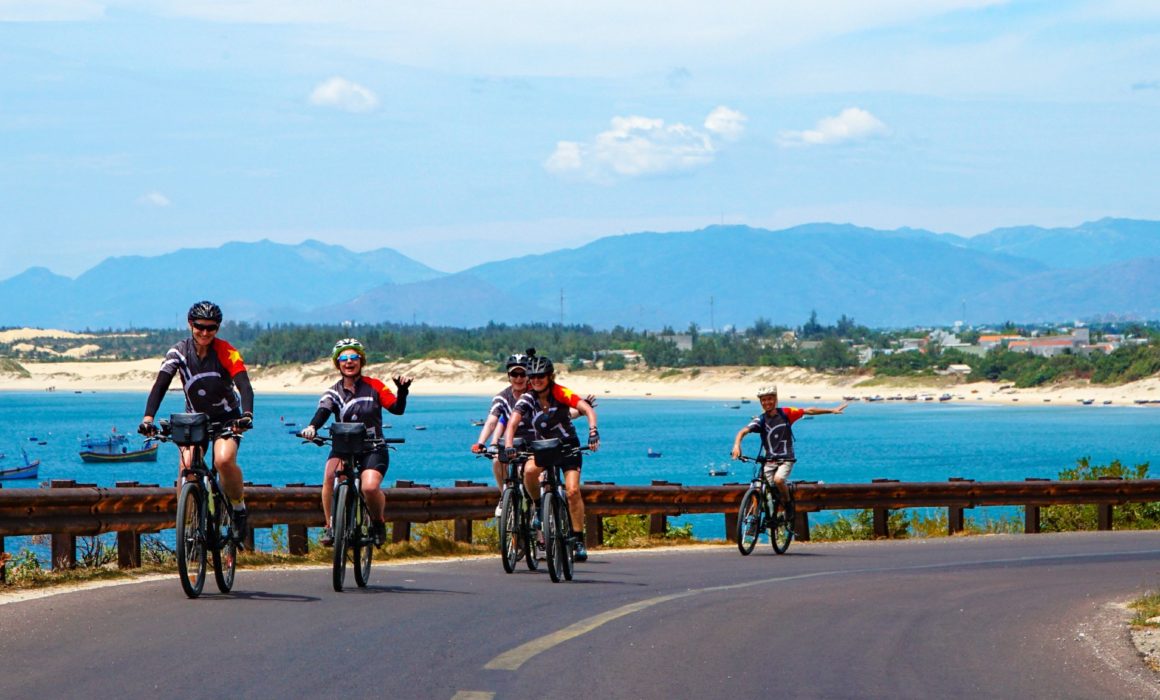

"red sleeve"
[784,407,806,424]
[552,384,581,409]
[214,339,248,377]
[366,377,397,409]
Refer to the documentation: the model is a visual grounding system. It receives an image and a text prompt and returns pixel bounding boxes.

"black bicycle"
[302,423,404,591]
[528,438,588,583]
[486,439,541,573]
[150,413,243,598]
[736,455,796,555]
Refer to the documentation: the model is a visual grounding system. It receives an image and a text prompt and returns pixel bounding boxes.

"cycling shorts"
[763,459,795,483]
[328,446,390,475]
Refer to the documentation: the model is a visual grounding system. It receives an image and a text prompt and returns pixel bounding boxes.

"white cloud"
[137,191,171,207]
[777,107,889,147]
[309,77,379,113]
[546,106,745,183]
[704,106,747,141]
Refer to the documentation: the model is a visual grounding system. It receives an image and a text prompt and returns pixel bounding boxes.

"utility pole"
[710,296,715,333]
[559,289,564,326]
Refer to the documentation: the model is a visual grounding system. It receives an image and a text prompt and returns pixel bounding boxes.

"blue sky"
[1,1,1158,281]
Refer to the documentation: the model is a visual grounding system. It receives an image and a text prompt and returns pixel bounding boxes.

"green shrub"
[1041,457,1160,531]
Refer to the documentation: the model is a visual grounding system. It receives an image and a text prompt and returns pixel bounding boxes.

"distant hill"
[962,218,1160,269]
[4,219,1160,329]
[0,240,444,328]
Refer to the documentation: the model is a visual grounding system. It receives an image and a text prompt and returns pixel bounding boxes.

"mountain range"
[3,218,1159,330]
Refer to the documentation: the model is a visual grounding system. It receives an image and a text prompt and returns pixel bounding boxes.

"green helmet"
[331,338,366,367]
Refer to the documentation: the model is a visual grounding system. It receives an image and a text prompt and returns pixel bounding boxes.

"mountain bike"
[736,455,796,555]
[150,413,243,598]
[302,423,404,591]
[529,438,588,583]
[486,439,541,573]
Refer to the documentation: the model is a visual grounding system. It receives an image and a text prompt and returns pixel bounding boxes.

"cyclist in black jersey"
[139,301,255,539]
[472,353,533,516]
[731,384,846,505]
[300,338,412,546]
[503,351,599,561]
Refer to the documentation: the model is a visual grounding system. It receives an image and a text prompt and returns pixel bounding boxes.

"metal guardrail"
[2,477,1158,576]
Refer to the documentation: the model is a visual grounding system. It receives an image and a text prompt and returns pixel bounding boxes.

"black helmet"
[505,352,529,370]
[187,300,223,323]
[527,354,554,377]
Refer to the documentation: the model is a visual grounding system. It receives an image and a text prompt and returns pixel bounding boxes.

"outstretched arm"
[803,401,848,416]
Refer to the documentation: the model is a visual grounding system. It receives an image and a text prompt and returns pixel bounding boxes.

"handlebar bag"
[330,422,368,455]
[170,413,208,446]
[531,438,563,467]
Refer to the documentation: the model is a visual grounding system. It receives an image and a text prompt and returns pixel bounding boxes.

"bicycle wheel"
[544,496,563,583]
[499,487,520,574]
[770,495,793,554]
[523,496,540,571]
[352,496,372,588]
[175,481,207,598]
[559,493,574,581]
[212,494,237,593]
[736,488,761,556]
[332,483,350,592]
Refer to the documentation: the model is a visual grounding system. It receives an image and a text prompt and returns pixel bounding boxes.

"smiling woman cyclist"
[502,350,599,562]
[300,338,413,547]
[139,300,255,541]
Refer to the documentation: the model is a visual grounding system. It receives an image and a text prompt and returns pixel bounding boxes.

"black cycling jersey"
[144,337,253,419]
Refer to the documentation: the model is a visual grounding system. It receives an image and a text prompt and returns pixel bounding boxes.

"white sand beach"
[3,354,1160,407]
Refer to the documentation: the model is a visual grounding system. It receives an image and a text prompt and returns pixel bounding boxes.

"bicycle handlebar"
[297,432,405,448]
[148,419,240,443]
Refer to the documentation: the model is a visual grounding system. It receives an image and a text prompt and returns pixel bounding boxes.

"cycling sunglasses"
[336,353,362,363]
[191,322,219,332]
[508,370,527,378]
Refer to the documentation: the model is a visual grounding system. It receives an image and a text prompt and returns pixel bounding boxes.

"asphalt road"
[2,532,1159,699]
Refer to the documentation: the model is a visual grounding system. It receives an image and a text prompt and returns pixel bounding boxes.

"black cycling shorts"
[329,447,389,475]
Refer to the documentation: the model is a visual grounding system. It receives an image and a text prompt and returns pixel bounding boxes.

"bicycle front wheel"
[559,493,574,582]
[544,496,563,583]
[523,496,540,571]
[176,481,207,598]
[736,488,761,556]
[212,495,237,593]
[771,496,793,554]
[499,488,521,573]
[332,483,350,592]
[352,497,372,588]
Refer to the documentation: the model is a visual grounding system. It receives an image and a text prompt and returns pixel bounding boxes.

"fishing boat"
[647,448,662,458]
[470,419,486,427]
[707,463,729,477]
[78,430,159,463]
[0,449,39,480]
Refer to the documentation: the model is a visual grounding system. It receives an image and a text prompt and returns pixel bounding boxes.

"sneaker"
[320,526,335,547]
[531,514,541,531]
[495,501,503,518]
[233,509,249,546]
[372,520,387,547]
[572,536,588,562]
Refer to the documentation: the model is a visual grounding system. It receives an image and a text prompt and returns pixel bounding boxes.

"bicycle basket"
[169,413,208,445]
[531,438,563,467]
[329,422,368,455]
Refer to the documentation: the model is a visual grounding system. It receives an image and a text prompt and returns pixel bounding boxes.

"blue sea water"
[3,391,1160,539]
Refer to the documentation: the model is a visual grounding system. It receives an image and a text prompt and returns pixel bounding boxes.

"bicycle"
[525,438,588,583]
[736,455,796,555]
[150,413,243,598]
[485,439,541,573]
[301,422,404,592]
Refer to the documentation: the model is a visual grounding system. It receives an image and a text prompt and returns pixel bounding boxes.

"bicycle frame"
[737,454,795,555]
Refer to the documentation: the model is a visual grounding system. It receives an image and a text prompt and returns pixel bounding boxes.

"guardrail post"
[794,511,810,541]
[391,480,414,543]
[649,480,669,536]
[243,482,264,552]
[947,478,973,535]
[453,480,482,544]
[871,479,897,538]
[585,515,603,547]
[1097,504,1114,530]
[50,480,78,570]
[1024,478,1048,533]
[114,481,142,568]
[285,483,310,555]
[724,512,738,542]
[0,483,5,583]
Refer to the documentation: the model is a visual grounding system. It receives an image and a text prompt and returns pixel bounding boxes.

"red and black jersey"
[490,386,534,441]
[514,383,582,441]
[312,376,399,439]
[145,337,253,419]
[746,407,805,461]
